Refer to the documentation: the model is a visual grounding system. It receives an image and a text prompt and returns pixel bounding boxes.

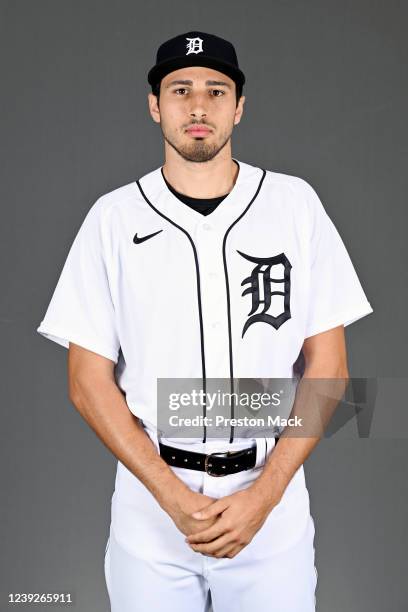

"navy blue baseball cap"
[147,31,245,92]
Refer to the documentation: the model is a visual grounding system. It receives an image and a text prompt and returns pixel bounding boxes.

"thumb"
[192,498,229,520]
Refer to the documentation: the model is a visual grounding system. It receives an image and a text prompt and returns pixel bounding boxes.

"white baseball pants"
[104,433,318,611]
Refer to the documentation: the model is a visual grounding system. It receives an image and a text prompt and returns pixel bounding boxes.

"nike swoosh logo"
[133,229,163,244]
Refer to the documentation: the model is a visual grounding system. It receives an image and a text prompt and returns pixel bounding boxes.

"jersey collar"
[134,158,266,234]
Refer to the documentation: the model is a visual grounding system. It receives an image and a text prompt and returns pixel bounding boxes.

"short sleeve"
[36,198,121,363]
[304,182,374,338]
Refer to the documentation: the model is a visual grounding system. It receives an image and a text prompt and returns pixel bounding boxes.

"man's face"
[148,66,245,162]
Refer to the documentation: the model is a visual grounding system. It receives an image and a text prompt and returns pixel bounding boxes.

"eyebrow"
[165,79,232,89]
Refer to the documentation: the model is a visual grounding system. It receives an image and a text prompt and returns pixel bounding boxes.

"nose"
[188,91,208,119]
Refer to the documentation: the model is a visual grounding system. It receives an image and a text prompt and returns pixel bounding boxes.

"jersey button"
[208,271,218,279]
[211,321,221,329]
[202,223,212,231]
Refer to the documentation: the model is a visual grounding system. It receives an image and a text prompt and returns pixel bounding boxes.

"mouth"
[185,126,212,137]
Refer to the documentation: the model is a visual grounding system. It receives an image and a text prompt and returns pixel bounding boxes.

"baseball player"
[36,31,373,611]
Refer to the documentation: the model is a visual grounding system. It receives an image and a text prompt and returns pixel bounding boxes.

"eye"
[211,89,225,97]
[174,88,189,95]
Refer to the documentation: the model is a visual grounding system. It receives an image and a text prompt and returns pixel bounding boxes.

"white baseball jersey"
[36,158,373,438]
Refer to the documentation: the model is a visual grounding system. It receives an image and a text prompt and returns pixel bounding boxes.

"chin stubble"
[162,128,232,163]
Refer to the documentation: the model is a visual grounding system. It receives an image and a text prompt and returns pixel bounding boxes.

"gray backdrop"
[1,0,407,610]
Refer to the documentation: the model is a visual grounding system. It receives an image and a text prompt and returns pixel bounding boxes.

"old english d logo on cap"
[185,37,204,55]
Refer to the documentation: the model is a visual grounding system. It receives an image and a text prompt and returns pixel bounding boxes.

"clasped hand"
[185,486,275,559]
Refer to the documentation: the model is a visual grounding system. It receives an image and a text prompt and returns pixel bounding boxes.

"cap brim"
[147,55,245,89]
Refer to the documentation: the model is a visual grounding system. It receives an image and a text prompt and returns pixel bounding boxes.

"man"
[36,31,373,611]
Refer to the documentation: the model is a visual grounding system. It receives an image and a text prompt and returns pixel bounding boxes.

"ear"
[234,95,245,126]
[148,92,161,124]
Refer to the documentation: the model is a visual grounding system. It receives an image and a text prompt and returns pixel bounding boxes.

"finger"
[186,521,227,544]
[224,545,244,559]
[191,497,230,520]
[190,532,234,556]
[210,542,236,558]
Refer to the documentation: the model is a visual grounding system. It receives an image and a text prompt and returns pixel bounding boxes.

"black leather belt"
[159,437,279,477]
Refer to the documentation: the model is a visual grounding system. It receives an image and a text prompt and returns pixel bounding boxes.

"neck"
[161,150,239,199]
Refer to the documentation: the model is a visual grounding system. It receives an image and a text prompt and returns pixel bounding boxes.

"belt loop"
[155,430,162,453]
[264,436,278,463]
[255,437,267,468]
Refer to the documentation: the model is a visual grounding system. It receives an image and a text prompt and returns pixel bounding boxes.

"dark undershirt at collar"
[161,167,229,216]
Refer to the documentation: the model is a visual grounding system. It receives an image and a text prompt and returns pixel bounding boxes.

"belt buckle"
[204,450,243,477]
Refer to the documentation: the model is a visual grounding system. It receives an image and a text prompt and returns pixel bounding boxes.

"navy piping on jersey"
[135,178,208,442]
[222,169,267,443]
[136,165,266,444]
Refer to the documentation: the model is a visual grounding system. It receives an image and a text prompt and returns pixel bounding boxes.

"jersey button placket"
[195,222,230,379]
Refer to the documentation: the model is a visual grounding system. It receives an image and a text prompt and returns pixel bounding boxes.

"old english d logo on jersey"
[186,37,203,55]
[237,250,292,337]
